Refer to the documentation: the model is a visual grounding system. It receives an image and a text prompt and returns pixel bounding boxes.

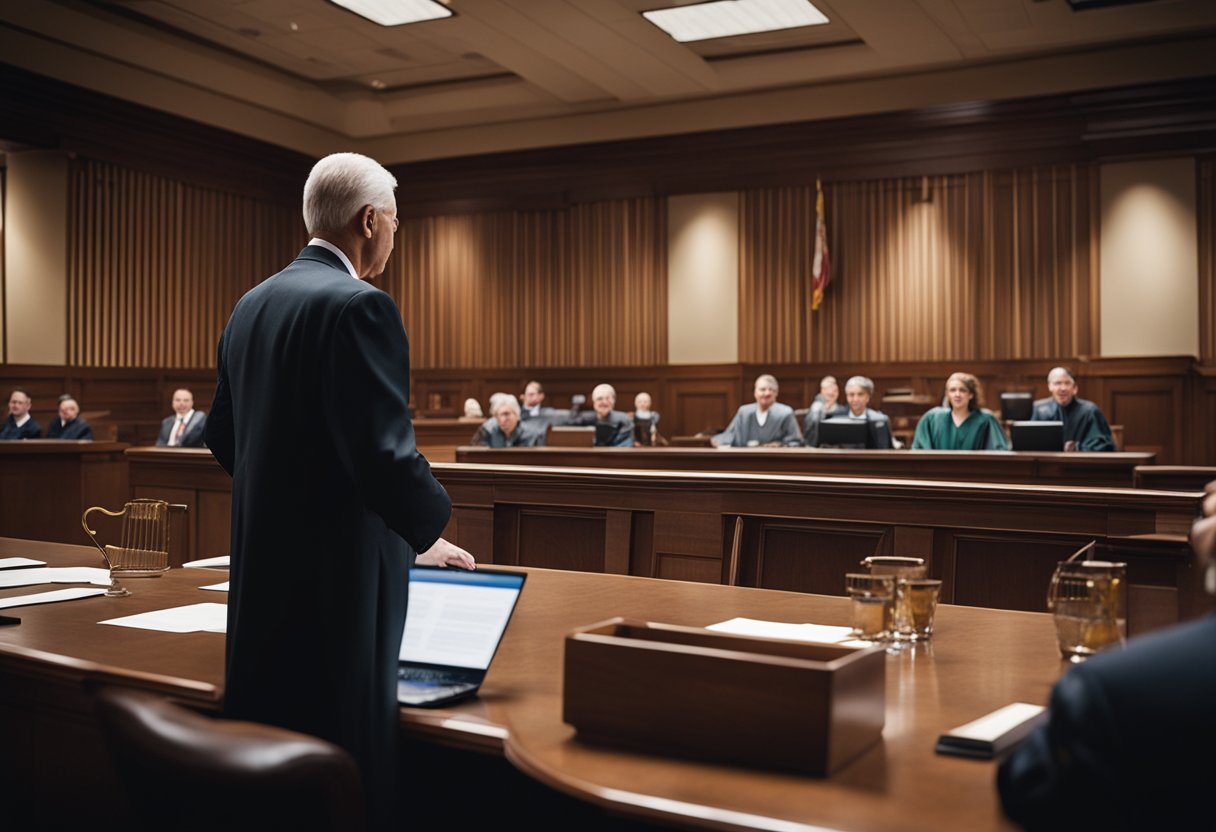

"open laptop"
[398,565,526,707]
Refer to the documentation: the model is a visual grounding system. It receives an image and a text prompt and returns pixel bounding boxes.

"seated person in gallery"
[156,388,207,447]
[712,374,803,448]
[461,397,485,420]
[911,372,1008,450]
[631,391,660,446]
[998,481,1216,830]
[570,383,634,447]
[804,375,850,446]
[471,395,543,448]
[1030,367,1115,452]
[519,380,564,425]
[820,375,894,449]
[46,394,94,440]
[1,388,42,440]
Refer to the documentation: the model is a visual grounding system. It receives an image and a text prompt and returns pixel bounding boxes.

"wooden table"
[0,440,130,543]
[455,446,1158,488]
[414,417,483,462]
[0,536,1070,831]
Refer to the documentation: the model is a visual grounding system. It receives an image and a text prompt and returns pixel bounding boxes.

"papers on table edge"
[0,587,108,610]
[935,702,1047,759]
[708,617,868,646]
[200,581,229,592]
[182,555,229,569]
[100,602,228,633]
[0,557,48,569]
[0,566,112,589]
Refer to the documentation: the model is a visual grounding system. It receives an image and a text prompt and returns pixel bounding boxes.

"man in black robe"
[1031,367,1115,452]
[206,152,474,828]
[1,389,42,439]
[46,394,93,440]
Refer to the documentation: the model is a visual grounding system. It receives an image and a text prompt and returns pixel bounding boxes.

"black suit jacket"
[206,246,451,821]
[46,417,93,440]
[0,415,42,439]
[156,411,207,447]
[998,614,1216,830]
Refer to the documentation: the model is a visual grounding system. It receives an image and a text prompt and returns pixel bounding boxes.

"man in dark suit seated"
[46,394,94,440]
[471,395,543,448]
[1,388,42,439]
[571,383,633,447]
[156,388,207,447]
[1030,367,1115,452]
[997,481,1216,830]
[519,380,565,428]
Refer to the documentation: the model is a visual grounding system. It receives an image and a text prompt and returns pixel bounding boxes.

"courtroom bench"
[124,449,1207,632]
[454,445,1157,488]
[0,440,130,544]
[1133,466,1216,492]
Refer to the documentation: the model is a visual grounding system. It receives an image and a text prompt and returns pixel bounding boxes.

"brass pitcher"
[82,499,184,597]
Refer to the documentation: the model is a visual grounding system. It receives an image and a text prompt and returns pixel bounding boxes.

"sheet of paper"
[707,617,857,644]
[0,587,108,609]
[0,557,47,569]
[100,602,227,633]
[0,566,112,588]
[199,581,229,592]
[182,555,230,569]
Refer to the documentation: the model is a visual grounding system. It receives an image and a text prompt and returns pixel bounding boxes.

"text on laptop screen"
[400,569,524,670]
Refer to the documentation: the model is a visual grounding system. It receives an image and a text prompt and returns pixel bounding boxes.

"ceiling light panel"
[329,0,452,27]
[643,0,829,43]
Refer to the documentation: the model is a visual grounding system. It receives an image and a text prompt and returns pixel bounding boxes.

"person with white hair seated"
[570,383,634,447]
[471,394,543,448]
[824,375,894,449]
[461,398,484,420]
[713,374,803,448]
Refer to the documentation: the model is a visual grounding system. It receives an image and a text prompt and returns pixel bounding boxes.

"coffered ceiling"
[2,0,1215,163]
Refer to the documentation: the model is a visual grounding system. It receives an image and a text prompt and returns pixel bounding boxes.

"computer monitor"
[817,418,871,449]
[1011,420,1064,451]
[633,416,653,446]
[1000,392,1034,422]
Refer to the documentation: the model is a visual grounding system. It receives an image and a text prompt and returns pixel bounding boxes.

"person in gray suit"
[156,388,207,447]
[713,374,803,447]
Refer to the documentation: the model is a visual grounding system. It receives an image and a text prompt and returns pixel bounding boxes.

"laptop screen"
[400,568,525,670]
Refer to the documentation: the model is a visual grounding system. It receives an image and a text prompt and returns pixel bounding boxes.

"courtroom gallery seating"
[92,684,365,832]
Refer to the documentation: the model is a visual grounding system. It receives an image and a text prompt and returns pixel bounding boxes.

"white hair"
[490,393,520,416]
[754,374,779,392]
[845,376,874,396]
[303,153,397,236]
[1047,366,1076,383]
[592,383,616,402]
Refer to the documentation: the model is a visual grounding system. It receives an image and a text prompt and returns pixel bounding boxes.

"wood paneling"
[67,159,304,368]
[1201,158,1215,364]
[739,167,1095,363]
[0,442,130,544]
[514,508,607,573]
[387,198,666,369]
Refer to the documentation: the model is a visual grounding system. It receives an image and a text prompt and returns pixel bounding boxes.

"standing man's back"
[205,153,472,828]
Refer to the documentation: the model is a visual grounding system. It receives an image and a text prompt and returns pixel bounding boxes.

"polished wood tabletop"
[0,536,1068,831]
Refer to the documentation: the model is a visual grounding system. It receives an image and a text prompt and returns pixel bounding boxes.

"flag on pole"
[811,178,831,311]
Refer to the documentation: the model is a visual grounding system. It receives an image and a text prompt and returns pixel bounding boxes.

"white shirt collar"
[14,413,30,428]
[177,409,195,424]
[308,238,359,279]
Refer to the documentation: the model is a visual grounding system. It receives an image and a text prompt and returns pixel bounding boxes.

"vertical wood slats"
[385,197,668,370]
[67,159,303,368]
[738,165,1096,364]
[1200,158,1215,364]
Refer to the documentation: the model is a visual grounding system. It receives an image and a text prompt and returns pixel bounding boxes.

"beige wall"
[668,193,738,365]
[1100,158,1199,358]
[4,150,68,365]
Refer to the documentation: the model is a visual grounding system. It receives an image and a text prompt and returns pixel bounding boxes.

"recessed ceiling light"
[643,0,828,43]
[328,0,452,27]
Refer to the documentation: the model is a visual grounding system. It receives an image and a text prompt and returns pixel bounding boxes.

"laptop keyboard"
[399,667,469,686]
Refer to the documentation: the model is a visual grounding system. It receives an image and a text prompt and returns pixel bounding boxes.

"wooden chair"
[91,685,365,832]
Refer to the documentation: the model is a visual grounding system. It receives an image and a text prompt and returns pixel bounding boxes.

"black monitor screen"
[1000,393,1034,422]
[818,418,871,449]
[1011,421,1064,451]
[633,417,653,446]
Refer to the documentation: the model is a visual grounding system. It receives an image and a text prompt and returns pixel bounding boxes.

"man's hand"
[417,537,476,570]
